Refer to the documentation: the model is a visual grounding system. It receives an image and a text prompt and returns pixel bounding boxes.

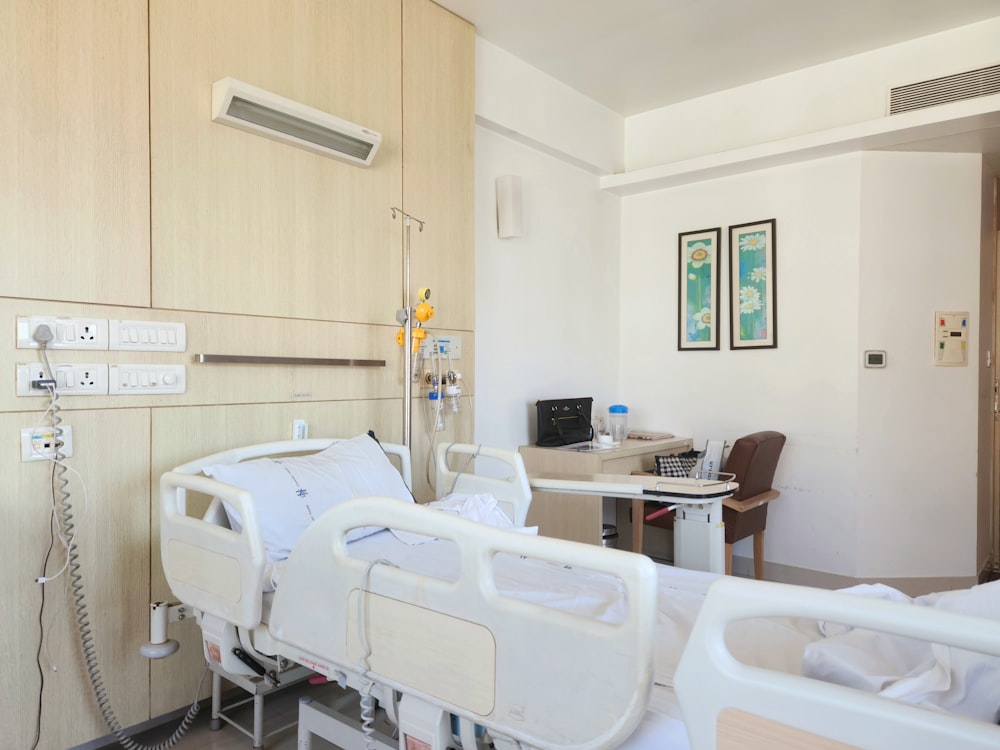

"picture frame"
[678,227,721,350]
[729,219,777,349]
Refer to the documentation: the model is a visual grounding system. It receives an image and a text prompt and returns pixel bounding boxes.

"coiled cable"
[33,330,203,749]
[357,558,397,750]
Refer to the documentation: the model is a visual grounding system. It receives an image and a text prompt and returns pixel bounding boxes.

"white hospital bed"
[160,437,1000,750]
[158,435,533,746]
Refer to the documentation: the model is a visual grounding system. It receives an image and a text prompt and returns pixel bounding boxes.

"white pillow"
[203,433,413,563]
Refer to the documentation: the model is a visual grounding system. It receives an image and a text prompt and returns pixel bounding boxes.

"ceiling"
[435,0,1000,117]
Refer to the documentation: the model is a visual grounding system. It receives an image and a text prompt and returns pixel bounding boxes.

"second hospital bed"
[160,434,1000,750]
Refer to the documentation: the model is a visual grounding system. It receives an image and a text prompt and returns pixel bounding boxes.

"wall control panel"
[935,311,969,366]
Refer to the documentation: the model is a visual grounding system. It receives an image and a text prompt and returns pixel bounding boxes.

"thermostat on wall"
[864,350,887,368]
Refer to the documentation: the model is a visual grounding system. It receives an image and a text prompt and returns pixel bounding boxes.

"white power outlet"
[16,363,109,396]
[16,316,108,350]
[21,425,74,461]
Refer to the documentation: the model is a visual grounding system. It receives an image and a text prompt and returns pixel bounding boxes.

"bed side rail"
[159,471,268,629]
[269,497,656,750]
[676,577,1000,750]
[435,442,532,526]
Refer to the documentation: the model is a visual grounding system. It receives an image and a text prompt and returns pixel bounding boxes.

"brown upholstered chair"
[632,431,786,579]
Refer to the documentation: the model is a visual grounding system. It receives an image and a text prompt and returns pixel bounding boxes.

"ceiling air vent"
[889,64,1000,115]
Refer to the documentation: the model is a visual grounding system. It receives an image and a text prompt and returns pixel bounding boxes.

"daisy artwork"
[677,227,721,350]
[729,219,777,349]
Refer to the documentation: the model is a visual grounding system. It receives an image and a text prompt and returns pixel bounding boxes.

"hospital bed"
[160,435,1000,750]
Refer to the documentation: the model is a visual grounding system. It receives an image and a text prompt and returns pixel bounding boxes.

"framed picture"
[678,227,721,350]
[729,219,777,349]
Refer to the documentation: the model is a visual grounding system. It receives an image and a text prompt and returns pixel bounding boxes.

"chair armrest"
[722,489,779,512]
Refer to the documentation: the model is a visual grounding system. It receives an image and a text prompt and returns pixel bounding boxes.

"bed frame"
[676,577,1000,750]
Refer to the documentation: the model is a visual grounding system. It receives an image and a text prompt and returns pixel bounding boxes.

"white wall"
[626,17,1000,169]
[475,37,624,174]
[617,151,984,579]
[474,126,621,450]
[620,154,864,575]
[472,15,994,581]
[855,151,983,578]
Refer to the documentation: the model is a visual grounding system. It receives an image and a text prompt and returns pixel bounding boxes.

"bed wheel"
[210,718,222,731]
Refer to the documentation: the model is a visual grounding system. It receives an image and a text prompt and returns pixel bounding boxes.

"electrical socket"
[16,363,109,396]
[16,316,108,350]
[21,425,74,461]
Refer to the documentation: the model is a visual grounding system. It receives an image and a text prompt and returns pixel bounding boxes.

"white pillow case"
[203,433,413,563]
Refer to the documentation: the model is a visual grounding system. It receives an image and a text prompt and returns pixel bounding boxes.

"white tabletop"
[528,471,738,500]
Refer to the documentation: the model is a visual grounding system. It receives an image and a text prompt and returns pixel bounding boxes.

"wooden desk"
[519,437,692,545]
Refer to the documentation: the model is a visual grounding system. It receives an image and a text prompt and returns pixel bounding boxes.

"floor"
[115,681,350,750]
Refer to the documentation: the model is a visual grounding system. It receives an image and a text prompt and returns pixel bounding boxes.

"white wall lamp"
[495,175,523,239]
[211,77,382,167]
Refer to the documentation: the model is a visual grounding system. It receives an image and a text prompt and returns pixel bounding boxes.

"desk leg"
[673,500,725,574]
[631,498,644,553]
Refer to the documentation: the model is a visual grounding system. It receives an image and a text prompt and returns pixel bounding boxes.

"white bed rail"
[435,442,532,526]
[160,471,269,629]
[160,437,411,629]
[676,577,1000,750]
[172,437,413,489]
[269,496,658,750]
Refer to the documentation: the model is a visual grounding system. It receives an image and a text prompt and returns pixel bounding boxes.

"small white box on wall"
[496,175,522,239]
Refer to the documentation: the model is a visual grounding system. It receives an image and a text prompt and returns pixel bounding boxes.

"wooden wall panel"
[402,0,476,331]
[0,0,150,307]
[2,408,150,748]
[150,0,403,323]
[0,298,406,414]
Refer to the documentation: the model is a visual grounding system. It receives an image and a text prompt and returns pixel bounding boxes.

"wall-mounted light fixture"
[211,78,381,167]
[495,175,523,239]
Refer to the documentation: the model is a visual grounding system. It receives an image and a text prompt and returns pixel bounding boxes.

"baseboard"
[732,555,979,596]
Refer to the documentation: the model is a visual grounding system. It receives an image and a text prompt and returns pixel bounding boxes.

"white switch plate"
[109,319,186,352]
[16,363,109,396]
[109,364,186,394]
[16,316,108,350]
[21,425,73,461]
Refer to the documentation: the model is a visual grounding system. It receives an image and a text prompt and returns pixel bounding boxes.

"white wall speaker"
[495,175,522,239]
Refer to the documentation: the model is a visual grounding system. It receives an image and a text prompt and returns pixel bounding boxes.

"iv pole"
[391,207,424,448]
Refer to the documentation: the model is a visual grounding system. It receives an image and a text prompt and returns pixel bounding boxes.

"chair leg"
[753,531,765,580]
[725,543,733,575]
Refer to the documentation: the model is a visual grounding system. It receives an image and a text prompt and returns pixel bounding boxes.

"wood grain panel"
[402,0,476,331]
[2,408,150,748]
[149,0,403,323]
[0,0,150,306]
[718,709,861,750]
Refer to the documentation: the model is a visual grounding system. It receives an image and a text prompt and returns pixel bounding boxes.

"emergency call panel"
[934,311,969,367]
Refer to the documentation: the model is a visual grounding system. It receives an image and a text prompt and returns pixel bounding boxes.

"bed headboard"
[434,442,532,526]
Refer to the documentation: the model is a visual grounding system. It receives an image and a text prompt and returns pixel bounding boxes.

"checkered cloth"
[654,451,700,477]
